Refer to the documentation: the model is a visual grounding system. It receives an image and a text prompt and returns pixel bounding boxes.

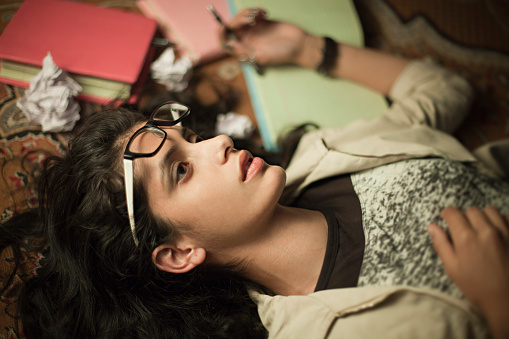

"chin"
[267,165,287,194]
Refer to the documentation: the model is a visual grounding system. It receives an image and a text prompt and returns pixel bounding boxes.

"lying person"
[2,7,508,339]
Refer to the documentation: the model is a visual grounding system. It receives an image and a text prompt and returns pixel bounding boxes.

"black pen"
[206,4,235,38]
[207,4,264,75]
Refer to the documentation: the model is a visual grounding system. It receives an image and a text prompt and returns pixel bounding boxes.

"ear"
[152,241,206,274]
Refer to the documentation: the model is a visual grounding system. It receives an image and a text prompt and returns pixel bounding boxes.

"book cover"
[228,0,388,150]
[137,0,229,64]
[0,0,157,103]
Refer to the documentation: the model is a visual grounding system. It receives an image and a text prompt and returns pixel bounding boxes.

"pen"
[206,4,234,37]
[207,4,264,75]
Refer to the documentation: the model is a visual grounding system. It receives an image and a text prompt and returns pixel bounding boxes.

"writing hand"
[219,8,311,67]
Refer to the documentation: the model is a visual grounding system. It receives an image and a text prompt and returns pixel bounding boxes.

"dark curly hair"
[1,108,267,338]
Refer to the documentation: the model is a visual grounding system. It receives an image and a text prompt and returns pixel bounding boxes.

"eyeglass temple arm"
[123,158,140,247]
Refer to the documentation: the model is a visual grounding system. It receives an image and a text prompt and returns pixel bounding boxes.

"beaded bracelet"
[316,37,338,77]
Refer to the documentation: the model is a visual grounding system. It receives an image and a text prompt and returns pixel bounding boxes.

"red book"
[0,0,157,105]
[137,0,229,64]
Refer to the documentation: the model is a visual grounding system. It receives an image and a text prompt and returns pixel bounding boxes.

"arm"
[427,206,509,339]
[221,8,473,133]
[220,8,409,96]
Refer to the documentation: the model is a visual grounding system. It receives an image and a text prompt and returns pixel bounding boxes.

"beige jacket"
[251,286,490,339]
[281,59,484,203]
[257,60,493,338]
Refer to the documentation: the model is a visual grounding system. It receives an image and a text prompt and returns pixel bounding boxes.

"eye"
[176,163,188,183]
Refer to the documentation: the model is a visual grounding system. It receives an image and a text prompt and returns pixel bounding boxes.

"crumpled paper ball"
[17,52,82,133]
[150,47,193,92]
[215,112,255,139]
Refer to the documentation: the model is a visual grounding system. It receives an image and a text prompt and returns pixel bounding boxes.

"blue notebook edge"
[227,0,278,151]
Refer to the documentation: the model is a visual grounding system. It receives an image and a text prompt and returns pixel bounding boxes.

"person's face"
[130,124,286,250]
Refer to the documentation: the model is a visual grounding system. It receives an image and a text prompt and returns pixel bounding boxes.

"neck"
[215,205,328,296]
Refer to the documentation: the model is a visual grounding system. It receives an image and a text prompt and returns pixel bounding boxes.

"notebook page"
[228,0,388,150]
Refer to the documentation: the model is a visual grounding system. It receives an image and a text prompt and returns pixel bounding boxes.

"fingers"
[427,222,459,279]
[217,8,269,74]
[228,8,267,31]
[440,207,471,241]
[464,206,495,233]
[221,39,249,58]
[459,206,509,244]
[442,206,508,239]
[218,8,268,46]
[483,206,509,238]
[429,205,508,280]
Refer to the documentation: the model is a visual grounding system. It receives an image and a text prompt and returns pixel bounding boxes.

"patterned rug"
[0,129,64,338]
[1,0,509,337]
[0,1,140,337]
[356,0,509,150]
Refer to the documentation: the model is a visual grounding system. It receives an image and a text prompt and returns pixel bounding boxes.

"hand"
[427,206,509,339]
[218,8,410,94]
[219,8,314,67]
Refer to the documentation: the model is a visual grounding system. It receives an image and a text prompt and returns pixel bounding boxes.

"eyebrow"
[159,127,188,186]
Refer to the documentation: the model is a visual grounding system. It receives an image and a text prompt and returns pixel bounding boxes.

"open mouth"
[239,150,254,181]
[240,149,264,182]
[243,155,253,181]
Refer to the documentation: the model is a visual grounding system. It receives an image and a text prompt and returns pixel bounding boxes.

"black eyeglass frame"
[124,101,191,160]
[122,101,191,246]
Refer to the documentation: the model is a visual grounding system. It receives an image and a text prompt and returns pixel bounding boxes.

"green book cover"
[228,0,388,150]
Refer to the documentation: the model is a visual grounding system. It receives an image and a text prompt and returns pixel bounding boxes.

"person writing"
[1,7,508,339]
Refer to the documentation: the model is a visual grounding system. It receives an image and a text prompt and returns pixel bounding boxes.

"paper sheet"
[150,47,193,92]
[215,112,255,139]
[17,52,82,132]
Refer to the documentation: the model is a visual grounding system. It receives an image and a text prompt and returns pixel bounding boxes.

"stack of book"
[0,0,157,105]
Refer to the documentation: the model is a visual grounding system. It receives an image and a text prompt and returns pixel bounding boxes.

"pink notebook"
[137,0,230,64]
[0,0,157,104]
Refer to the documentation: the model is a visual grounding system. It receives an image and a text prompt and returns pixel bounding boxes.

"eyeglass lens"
[153,102,189,121]
[127,127,166,154]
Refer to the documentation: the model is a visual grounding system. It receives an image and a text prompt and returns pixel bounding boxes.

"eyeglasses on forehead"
[123,101,191,247]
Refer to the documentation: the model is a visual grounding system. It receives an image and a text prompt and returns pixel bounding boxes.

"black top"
[290,174,364,291]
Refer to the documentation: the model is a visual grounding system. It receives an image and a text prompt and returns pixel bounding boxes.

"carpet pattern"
[1,0,509,337]
[0,130,63,338]
[356,0,509,150]
[0,2,139,337]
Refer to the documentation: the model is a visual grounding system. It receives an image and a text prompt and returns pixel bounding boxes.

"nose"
[198,134,234,165]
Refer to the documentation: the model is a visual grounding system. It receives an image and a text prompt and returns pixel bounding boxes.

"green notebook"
[227,0,388,150]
